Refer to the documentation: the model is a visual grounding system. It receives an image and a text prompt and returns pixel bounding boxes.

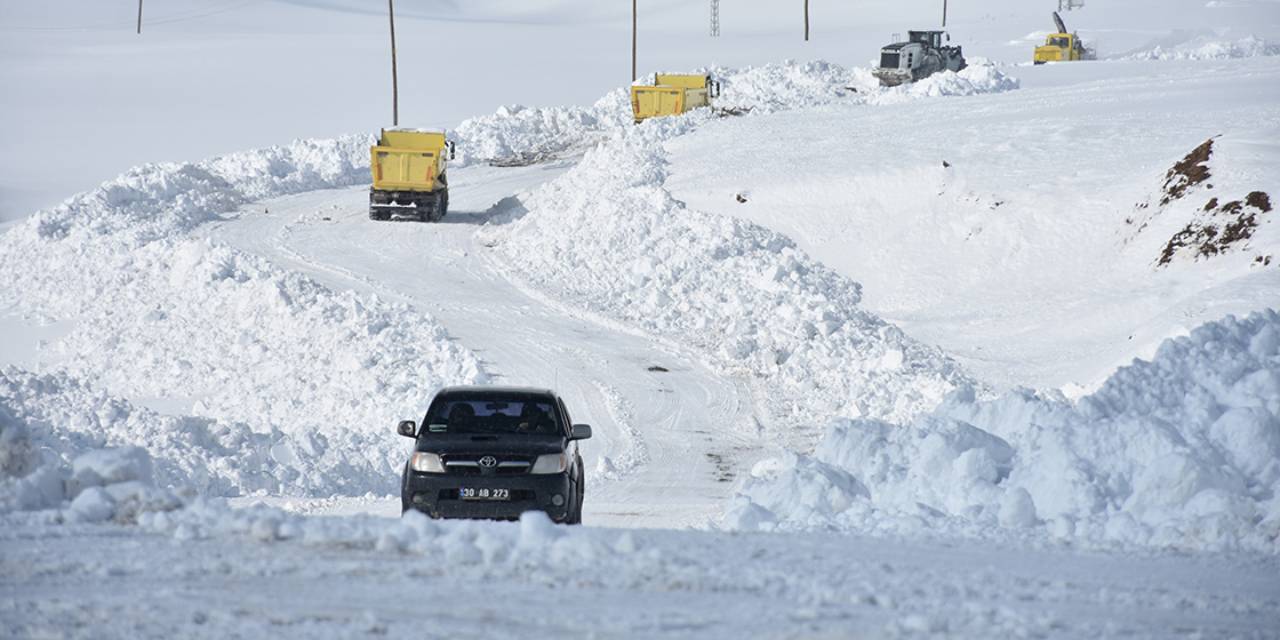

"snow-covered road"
[7,512,1279,639]
[206,161,766,528]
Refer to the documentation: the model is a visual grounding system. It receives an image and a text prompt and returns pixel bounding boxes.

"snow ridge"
[451,60,1019,167]
[727,310,1280,553]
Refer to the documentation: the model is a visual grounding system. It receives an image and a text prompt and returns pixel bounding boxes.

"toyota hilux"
[398,386,591,524]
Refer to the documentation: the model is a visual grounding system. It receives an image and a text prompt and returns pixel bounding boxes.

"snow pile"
[847,64,1021,105]
[0,137,485,497]
[482,115,973,440]
[0,366,417,497]
[451,92,631,165]
[0,415,182,523]
[875,65,1020,102]
[25,136,371,242]
[727,311,1280,553]
[1124,35,1279,61]
[451,60,1016,167]
[711,60,857,113]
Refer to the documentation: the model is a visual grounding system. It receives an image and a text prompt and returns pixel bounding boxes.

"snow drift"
[727,311,1280,553]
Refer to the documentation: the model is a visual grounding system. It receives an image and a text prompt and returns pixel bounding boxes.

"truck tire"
[436,188,449,221]
[370,192,391,221]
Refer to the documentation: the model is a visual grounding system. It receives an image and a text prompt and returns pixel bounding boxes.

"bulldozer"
[873,30,967,87]
[369,129,455,222]
[1034,12,1095,64]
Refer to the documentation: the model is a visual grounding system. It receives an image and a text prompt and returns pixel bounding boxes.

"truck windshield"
[1049,37,1071,47]
[422,396,563,436]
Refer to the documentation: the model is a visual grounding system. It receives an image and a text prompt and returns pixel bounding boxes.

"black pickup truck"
[398,386,591,524]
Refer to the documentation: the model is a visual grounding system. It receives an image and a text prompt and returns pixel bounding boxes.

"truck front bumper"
[402,471,573,522]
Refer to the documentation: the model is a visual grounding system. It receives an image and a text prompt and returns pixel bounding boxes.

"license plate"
[458,487,510,501]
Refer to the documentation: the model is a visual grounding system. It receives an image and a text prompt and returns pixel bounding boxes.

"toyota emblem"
[478,456,498,468]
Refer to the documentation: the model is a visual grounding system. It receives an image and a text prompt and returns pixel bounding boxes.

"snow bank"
[0,414,182,522]
[0,366,417,497]
[0,137,485,498]
[476,62,1019,435]
[451,60,1017,167]
[1124,35,1279,61]
[481,111,987,440]
[727,311,1280,553]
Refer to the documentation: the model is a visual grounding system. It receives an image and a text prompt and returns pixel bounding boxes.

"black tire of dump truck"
[419,175,448,222]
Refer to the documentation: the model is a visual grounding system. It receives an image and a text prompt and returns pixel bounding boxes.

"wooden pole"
[388,0,399,126]
[632,0,637,82]
[137,0,143,34]
[804,0,810,41]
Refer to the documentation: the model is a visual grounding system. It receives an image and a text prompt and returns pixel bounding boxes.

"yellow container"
[370,129,450,193]
[631,73,717,123]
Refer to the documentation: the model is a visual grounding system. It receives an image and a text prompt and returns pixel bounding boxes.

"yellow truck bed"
[631,73,717,123]
[370,129,449,193]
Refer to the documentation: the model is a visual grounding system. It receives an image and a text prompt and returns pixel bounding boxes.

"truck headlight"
[410,452,444,473]
[531,453,567,475]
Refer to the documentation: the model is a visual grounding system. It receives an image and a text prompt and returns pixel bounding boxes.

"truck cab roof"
[435,385,559,399]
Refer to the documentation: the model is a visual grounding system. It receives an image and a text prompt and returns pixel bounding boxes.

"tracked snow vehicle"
[873,30,966,87]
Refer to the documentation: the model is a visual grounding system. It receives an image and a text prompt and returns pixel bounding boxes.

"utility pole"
[632,0,638,82]
[710,0,720,37]
[804,0,809,41]
[942,0,948,27]
[388,0,399,126]
[137,0,143,34]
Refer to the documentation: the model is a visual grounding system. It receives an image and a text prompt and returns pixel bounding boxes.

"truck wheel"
[435,189,449,221]
[370,208,390,221]
[567,491,582,525]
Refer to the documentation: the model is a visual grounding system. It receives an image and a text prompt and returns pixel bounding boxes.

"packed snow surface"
[728,311,1280,553]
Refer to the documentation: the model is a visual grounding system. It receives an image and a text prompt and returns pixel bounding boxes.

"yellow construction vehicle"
[630,73,720,123]
[1034,12,1094,64]
[369,129,455,222]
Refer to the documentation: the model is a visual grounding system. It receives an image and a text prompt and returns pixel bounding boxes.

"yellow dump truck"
[369,129,455,222]
[1034,12,1094,64]
[630,73,720,123]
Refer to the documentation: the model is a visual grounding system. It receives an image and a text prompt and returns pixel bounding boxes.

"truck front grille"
[442,455,534,476]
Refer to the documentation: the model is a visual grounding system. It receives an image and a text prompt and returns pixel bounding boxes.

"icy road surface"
[5,514,1279,639]
[206,161,766,529]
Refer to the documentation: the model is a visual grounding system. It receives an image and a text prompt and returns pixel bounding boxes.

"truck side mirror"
[570,424,593,441]
[397,420,417,438]
[448,141,456,160]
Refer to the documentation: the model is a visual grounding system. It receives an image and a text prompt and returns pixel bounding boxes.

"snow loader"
[369,129,455,222]
[1034,12,1095,64]
[631,73,721,123]
[872,30,967,87]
